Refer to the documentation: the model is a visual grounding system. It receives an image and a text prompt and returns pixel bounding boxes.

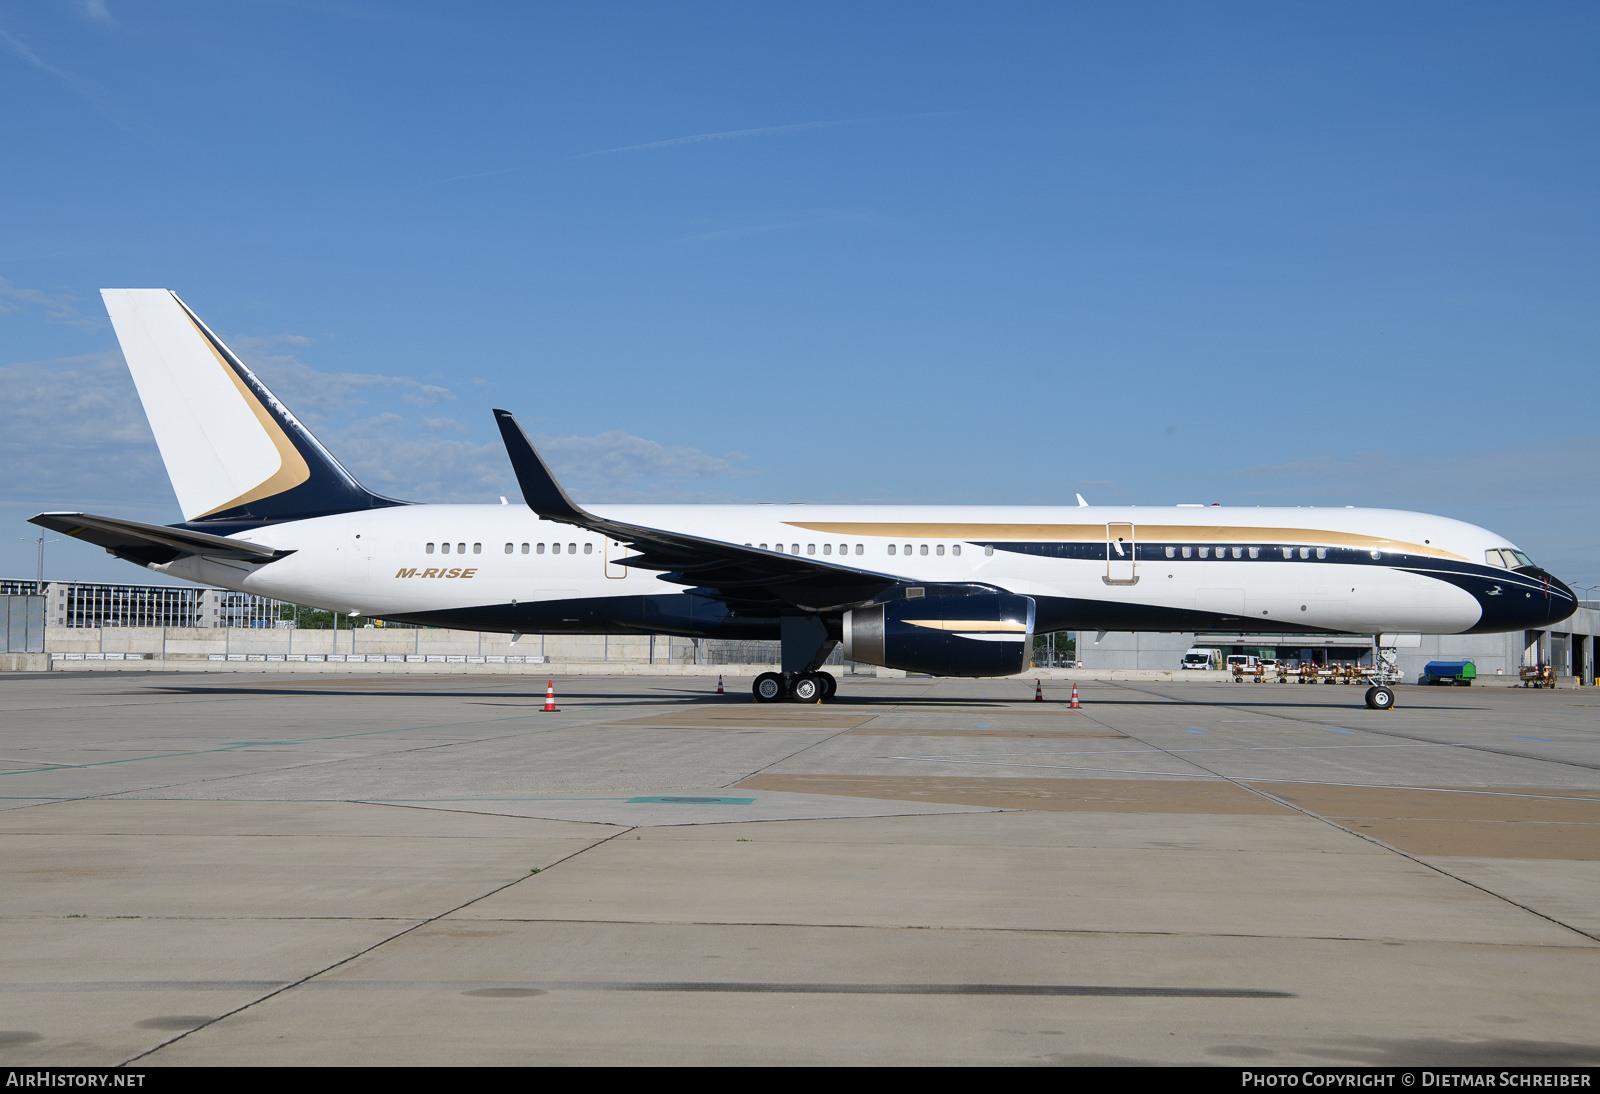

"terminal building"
[1075,605,1600,684]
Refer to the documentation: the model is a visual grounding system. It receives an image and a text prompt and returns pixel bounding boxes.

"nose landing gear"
[1364,685,1395,710]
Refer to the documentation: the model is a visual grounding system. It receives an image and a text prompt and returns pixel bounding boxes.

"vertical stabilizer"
[101,289,403,524]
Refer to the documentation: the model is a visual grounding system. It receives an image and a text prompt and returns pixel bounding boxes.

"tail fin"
[101,289,404,524]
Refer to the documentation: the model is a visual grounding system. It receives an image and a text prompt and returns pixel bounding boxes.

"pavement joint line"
[892,743,1464,758]
[1110,681,1600,775]
[119,823,639,1066]
[0,710,589,777]
[5,916,1595,946]
[68,723,622,808]
[1094,681,1600,947]
[719,720,866,790]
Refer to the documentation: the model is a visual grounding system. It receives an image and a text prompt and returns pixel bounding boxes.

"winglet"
[493,409,588,524]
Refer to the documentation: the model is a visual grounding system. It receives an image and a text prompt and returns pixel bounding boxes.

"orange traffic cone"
[716,674,724,695]
[1070,683,1080,709]
[543,680,559,712]
[1034,679,1043,702]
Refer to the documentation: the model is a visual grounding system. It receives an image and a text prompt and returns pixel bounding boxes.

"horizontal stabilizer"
[30,512,290,568]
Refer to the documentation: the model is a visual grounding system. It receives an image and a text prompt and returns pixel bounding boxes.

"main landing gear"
[753,670,837,704]
[751,616,842,703]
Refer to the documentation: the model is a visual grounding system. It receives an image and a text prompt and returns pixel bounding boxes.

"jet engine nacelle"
[842,594,1037,677]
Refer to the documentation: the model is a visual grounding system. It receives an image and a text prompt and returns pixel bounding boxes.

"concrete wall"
[41,626,698,661]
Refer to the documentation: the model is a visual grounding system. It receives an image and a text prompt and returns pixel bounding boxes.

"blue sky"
[3,1,1597,589]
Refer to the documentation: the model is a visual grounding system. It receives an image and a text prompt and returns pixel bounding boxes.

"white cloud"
[326,418,754,503]
[236,347,455,415]
[0,351,171,512]
[0,278,104,331]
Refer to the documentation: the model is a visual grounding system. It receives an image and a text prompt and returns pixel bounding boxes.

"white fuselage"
[152,502,1552,637]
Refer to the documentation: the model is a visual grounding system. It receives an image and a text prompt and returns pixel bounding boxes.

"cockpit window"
[1487,549,1535,569]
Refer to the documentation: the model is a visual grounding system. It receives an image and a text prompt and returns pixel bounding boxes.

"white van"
[1181,647,1220,670]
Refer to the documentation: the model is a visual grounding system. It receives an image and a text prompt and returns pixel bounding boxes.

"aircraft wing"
[29,512,290,568]
[493,410,900,613]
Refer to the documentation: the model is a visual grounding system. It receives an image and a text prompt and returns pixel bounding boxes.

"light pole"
[17,535,59,592]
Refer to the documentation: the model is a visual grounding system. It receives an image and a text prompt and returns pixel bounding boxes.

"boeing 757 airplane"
[31,290,1577,708]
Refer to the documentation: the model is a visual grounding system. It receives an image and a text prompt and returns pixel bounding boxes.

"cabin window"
[904,544,913,555]
[426,543,435,554]
[839,543,848,555]
[537,543,545,554]
[570,543,578,554]
[551,543,560,554]
[951,545,961,556]
[888,544,897,556]
[504,543,513,554]
[759,543,767,550]
[1248,547,1259,559]
[936,544,945,556]
[807,544,816,555]
[1198,547,1210,558]
[454,543,463,554]
[473,543,482,554]
[920,544,929,556]
[984,545,994,556]
[855,544,863,555]
[1316,548,1327,559]
[1164,546,1175,559]
[790,544,799,555]
[822,543,831,555]
[521,543,529,554]
[1299,547,1310,559]
[1181,546,1192,558]
[441,543,452,555]
[1231,547,1242,559]
[584,543,593,555]
[1281,547,1292,559]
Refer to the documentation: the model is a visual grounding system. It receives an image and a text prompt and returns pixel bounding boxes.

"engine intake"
[843,594,1036,677]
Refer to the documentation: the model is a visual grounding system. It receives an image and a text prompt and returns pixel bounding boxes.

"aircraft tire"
[753,672,785,703]
[1365,685,1395,711]
[792,673,824,703]
[817,671,837,700]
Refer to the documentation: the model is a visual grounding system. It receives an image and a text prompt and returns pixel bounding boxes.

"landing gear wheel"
[753,672,785,703]
[791,673,824,703]
[1365,685,1395,710]
[817,671,837,701]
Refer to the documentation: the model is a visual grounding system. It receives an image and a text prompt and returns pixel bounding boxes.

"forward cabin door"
[1106,522,1136,583]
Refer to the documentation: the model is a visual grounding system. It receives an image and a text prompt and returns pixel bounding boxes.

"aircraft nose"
[1464,566,1578,633]
[1533,569,1578,619]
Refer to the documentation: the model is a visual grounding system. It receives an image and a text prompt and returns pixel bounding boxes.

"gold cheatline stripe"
[902,620,1029,632]
[184,297,311,519]
[782,522,1465,561]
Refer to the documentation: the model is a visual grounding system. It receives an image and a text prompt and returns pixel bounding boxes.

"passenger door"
[1106,523,1136,583]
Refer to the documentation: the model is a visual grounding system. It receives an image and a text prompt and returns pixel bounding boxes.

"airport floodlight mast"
[18,534,58,590]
